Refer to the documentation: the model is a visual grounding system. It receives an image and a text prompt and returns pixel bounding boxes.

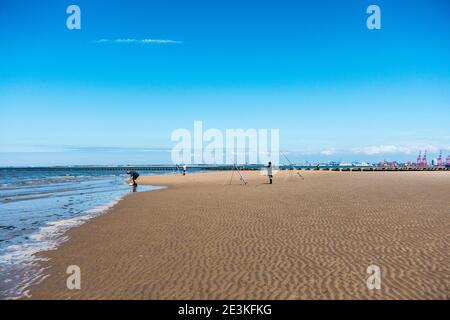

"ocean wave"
[0,169,167,299]
[0,196,124,299]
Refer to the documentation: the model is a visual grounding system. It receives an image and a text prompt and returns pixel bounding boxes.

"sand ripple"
[27,171,449,299]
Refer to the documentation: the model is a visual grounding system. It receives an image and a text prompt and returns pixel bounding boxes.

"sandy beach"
[26,171,449,300]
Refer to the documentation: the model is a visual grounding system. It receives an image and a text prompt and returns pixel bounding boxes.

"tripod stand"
[281,152,304,180]
[229,164,248,185]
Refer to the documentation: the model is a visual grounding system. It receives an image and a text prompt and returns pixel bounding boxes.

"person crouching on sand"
[127,170,140,186]
[266,162,273,184]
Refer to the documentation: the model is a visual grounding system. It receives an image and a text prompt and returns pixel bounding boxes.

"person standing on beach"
[127,170,140,186]
[266,162,273,184]
[182,165,187,176]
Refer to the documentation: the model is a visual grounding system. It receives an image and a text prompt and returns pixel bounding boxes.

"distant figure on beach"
[182,165,187,176]
[127,170,140,186]
[266,162,273,184]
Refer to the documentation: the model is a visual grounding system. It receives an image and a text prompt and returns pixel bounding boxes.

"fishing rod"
[280,151,305,180]
[229,164,248,185]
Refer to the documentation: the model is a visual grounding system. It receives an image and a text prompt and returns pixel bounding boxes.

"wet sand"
[27,171,449,299]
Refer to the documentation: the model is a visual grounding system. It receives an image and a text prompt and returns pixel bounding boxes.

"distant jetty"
[3,165,449,172]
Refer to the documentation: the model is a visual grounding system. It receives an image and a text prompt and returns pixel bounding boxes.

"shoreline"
[24,171,449,299]
[0,175,163,300]
[1,192,128,300]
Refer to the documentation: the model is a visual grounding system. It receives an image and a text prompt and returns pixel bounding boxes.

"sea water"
[0,168,170,299]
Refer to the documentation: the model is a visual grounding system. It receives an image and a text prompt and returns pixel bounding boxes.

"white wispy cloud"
[351,144,450,155]
[320,148,337,156]
[141,39,182,44]
[352,145,415,155]
[95,38,182,44]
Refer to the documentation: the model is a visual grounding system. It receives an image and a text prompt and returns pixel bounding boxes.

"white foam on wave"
[0,194,125,299]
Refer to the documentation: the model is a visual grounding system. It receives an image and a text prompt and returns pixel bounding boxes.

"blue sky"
[1,0,449,165]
